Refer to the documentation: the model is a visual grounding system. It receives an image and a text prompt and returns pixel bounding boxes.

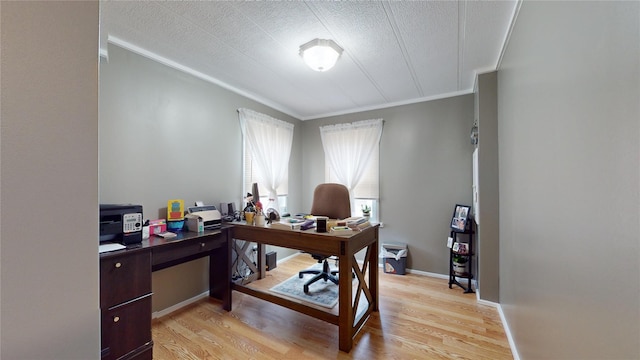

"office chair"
[298,183,351,293]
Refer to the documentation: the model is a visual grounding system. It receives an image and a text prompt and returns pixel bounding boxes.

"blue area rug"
[270,263,340,308]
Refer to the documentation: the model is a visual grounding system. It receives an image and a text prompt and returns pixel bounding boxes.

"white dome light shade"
[299,39,343,72]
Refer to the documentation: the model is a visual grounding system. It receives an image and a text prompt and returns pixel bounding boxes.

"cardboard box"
[185,213,204,232]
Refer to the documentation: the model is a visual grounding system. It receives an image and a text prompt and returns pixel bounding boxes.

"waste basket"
[381,242,408,275]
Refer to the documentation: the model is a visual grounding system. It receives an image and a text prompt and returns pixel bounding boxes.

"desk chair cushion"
[299,183,351,293]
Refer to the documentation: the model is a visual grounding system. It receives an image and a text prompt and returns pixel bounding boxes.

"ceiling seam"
[382,2,423,97]
[305,1,391,105]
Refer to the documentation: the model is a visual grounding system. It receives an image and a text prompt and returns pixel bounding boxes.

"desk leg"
[257,243,266,279]
[209,229,232,311]
[370,229,379,311]
[338,251,353,352]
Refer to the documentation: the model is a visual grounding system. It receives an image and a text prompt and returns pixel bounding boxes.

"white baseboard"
[152,291,210,319]
[475,295,520,360]
[497,303,521,360]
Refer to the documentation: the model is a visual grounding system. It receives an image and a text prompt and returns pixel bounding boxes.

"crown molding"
[105,35,303,120]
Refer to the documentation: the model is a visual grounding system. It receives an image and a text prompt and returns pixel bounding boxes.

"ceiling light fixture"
[299,38,343,72]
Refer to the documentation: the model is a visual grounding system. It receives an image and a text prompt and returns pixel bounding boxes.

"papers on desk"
[99,242,126,254]
[269,219,314,231]
[156,231,177,239]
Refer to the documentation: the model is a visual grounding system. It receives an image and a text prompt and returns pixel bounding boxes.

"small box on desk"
[148,219,166,236]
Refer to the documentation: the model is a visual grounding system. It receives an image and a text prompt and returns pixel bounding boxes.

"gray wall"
[99,44,302,312]
[498,2,639,359]
[475,71,500,303]
[1,1,101,358]
[302,96,474,274]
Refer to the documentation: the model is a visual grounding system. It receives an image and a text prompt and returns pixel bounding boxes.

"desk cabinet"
[100,248,153,360]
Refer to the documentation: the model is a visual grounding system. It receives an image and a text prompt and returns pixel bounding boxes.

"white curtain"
[238,108,294,211]
[320,118,383,206]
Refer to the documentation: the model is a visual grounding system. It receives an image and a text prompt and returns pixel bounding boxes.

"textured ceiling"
[100,1,518,120]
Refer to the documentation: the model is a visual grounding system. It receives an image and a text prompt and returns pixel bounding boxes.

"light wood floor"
[152,254,513,359]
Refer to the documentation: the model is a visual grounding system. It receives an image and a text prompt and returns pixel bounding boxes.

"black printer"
[99,204,143,245]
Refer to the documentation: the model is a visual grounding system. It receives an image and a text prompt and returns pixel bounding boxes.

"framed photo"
[452,242,469,254]
[450,204,471,232]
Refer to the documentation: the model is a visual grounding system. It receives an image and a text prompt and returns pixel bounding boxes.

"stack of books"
[329,226,354,236]
[346,217,371,231]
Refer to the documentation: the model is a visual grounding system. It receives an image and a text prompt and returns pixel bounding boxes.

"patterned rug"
[270,263,341,308]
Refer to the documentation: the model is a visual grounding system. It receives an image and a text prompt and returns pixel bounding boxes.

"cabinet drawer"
[101,294,152,360]
[100,250,151,308]
[152,235,223,269]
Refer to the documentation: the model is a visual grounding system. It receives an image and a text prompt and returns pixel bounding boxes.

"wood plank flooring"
[151,254,513,359]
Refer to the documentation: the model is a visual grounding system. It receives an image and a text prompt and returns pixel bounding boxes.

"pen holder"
[254,214,265,227]
[244,211,255,225]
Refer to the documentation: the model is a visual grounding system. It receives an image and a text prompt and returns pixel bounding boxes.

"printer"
[100,204,143,245]
[185,205,222,230]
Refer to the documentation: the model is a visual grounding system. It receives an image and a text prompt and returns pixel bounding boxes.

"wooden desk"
[144,228,232,311]
[100,228,231,359]
[231,223,380,352]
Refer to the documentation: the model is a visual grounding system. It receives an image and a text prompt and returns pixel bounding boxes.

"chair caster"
[299,273,303,279]
[304,285,310,294]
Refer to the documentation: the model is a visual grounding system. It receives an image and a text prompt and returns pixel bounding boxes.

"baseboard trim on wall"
[497,304,521,360]
[152,291,210,319]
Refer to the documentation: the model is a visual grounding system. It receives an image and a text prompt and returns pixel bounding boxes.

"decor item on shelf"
[452,254,468,276]
[299,38,343,72]
[450,204,471,232]
[361,204,371,217]
[452,242,469,255]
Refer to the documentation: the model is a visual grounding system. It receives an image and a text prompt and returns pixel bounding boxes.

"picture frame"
[452,242,469,254]
[450,204,471,232]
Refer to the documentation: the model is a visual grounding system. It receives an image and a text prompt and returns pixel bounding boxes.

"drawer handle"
[115,262,122,268]
[201,242,206,248]
[113,316,120,323]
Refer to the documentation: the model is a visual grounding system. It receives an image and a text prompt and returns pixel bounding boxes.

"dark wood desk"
[143,228,232,310]
[100,228,231,359]
[231,223,380,352]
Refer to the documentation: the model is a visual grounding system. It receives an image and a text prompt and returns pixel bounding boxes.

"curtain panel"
[238,108,294,211]
[320,118,383,206]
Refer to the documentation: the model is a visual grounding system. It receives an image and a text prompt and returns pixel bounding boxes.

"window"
[320,119,383,221]
[239,108,293,214]
[243,144,288,213]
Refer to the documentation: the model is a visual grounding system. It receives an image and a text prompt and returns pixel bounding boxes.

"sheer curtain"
[320,119,383,208]
[238,108,294,211]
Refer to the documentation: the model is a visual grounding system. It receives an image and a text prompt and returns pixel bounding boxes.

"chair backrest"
[310,183,351,220]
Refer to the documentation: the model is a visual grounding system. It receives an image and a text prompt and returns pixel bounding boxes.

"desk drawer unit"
[151,235,224,270]
[100,250,151,308]
[100,249,152,360]
[101,294,152,360]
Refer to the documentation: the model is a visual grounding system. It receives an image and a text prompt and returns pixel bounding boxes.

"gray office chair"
[298,183,351,293]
